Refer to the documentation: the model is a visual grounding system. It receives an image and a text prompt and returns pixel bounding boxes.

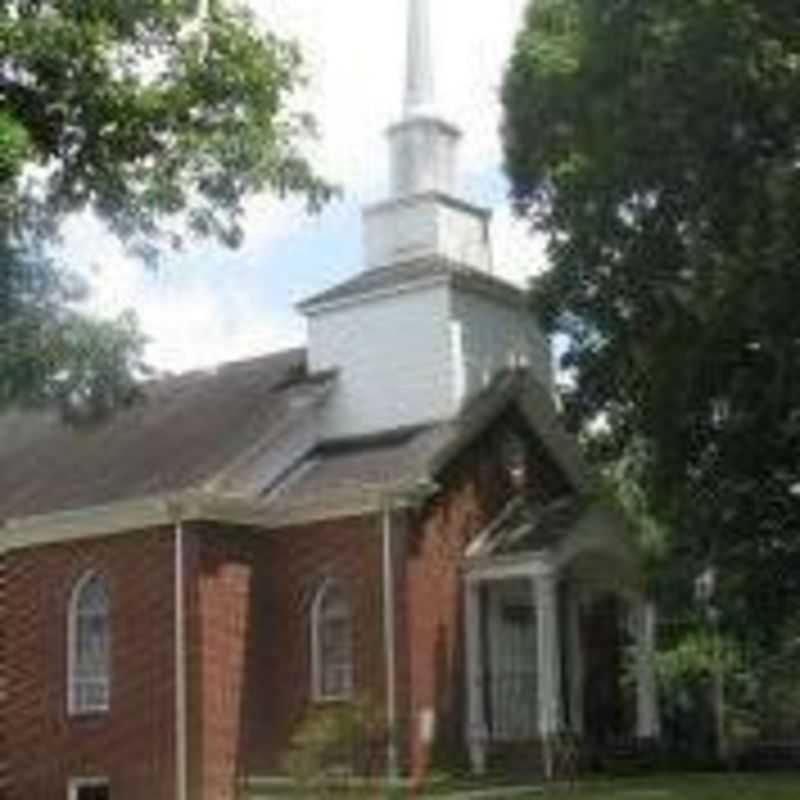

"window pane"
[78,576,110,613]
[77,785,110,800]
[71,574,110,712]
[316,582,353,699]
[77,617,108,668]
[76,681,109,711]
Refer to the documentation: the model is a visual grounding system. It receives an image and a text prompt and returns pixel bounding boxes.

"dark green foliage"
[502,0,800,642]
[1,0,331,420]
[0,236,146,419]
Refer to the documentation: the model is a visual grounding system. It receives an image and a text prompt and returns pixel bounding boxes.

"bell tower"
[300,0,553,440]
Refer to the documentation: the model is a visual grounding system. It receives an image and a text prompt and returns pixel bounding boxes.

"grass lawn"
[533,773,800,799]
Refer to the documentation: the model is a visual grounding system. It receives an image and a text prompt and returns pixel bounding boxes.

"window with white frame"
[68,777,110,800]
[311,579,354,701]
[68,572,111,715]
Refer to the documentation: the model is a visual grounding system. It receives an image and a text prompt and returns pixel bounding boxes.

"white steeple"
[363,0,492,269]
[388,0,460,197]
[301,0,553,440]
[404,0,436,115]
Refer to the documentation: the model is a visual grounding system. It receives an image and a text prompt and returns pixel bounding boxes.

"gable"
[422,404,575,534]
[264,370,587,528]
[425,370,590,495]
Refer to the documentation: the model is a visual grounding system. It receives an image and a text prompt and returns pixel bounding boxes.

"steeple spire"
[405,0,435,115]
[388,0,461,198]
[361,0,492,271]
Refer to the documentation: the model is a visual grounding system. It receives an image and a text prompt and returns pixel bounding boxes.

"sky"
[64,0,546,374]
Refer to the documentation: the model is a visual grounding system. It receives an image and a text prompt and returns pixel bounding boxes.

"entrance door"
[487,579,538,740]
[581,594,626,746]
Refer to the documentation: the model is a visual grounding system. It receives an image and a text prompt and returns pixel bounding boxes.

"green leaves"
[0,0,332,419]
[2,0,330,250]
[0,110,30,183]
[0,236,147,422]
[503,0,800,641]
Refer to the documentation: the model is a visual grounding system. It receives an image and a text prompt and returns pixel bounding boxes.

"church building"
[0,1,659,798]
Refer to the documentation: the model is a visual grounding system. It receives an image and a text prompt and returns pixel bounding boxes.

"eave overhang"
[0,479,439,556]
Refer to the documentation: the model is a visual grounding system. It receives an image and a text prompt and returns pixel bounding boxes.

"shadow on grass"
[532,772,800,800]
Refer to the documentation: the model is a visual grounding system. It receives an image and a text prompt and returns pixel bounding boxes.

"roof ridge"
[298,255,526,313]
[147,346,306,386]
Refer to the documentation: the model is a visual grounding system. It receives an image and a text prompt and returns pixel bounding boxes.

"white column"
[535,570,562,779]
[464,580,487,774]
[381,502,399,782]
[566,587,584,735]
[635,601,661,741]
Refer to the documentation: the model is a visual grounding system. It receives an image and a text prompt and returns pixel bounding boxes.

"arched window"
[68,572,111,715]
[311,579,354,701]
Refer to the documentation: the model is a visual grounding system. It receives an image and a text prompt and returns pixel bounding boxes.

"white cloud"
[67,0,544,372]
[64,215,305,373]
[140,281,304,374]
[490,204,549,289]
[252,0,530,197]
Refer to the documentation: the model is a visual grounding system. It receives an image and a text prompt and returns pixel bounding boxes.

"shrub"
[283,697,388,796]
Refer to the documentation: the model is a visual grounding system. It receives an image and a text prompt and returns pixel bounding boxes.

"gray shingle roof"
[267,368,587,515]
[297,256,527,311]
[0,352,584,532]
[469,494,587,558]
[267,424,454,510]
[0,348,333,520]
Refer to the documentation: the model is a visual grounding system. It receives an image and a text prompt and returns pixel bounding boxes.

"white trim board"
[0,484,428,555]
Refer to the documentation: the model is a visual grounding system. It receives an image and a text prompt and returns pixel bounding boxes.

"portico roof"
[464,493,644,593]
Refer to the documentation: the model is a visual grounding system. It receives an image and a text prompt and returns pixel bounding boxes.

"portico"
[463,496,660,777]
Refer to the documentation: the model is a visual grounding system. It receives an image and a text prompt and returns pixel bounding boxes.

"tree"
[502,0,800,643]
[1,0,331,419]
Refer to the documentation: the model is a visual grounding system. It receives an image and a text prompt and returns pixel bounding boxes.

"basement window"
[68,778,110,800]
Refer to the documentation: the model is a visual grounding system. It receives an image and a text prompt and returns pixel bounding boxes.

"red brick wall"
[1,516,389,800]
[0,552,8,800]
[404,409,569,774]
[0,406,570,797]
[185,524,261,800]
[182,516,386,790]
[4,529,176,800]
[243,515,386,774]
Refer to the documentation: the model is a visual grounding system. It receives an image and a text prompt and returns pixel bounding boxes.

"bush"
[655,631,758,764]
[283,697,388,796]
